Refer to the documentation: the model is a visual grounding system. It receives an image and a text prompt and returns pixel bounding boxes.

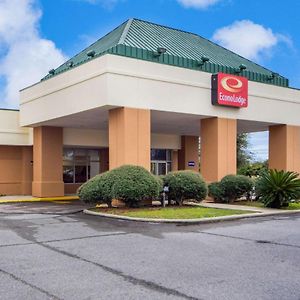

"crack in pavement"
[37,241,201,300]
[0,226,201,300]
[0,232,129,249]
[0,268,61,300]
[197,231,300,249]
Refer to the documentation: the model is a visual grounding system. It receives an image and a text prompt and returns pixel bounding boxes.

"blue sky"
[1,0,300,161]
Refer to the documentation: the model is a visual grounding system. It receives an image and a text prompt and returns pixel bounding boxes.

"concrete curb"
[83,208,300,224]
[0,196,79,204]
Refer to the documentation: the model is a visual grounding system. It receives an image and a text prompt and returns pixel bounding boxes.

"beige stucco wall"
[0,110,32,145]
[0,111,181,150]
[63,128,109,148]
[20,54,300,128]
[63,127,181,149]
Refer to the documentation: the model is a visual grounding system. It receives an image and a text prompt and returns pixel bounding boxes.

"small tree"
[255,169,300,208]
[237,133,252,169]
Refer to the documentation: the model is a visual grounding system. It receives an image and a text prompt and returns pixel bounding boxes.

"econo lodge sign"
[211,73,248,108]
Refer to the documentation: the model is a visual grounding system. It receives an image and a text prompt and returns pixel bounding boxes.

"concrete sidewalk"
[199,202,279,213]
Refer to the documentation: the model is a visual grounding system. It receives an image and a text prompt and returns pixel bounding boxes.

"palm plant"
[255,169,300,208]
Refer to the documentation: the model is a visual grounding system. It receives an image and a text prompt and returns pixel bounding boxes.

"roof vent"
[87,50,96,57]
[267,72,279,80]
[239,64,247,71]
[48,69,55,75]
[198,56,210,66]
[235,64,247,74]
[154,47,167,57]
[67,61,74,68]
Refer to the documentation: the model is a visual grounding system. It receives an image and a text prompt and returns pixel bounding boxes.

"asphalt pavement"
[0,201,299,300]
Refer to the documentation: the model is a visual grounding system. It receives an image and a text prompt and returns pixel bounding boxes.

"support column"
[178,136,199,172]
[32,127,64,197]
[172,150,178,171]
[201,117,237,182]
[21,146,33,195]
[109,107,150,170]
[269,125,300,173]
[99,148,109,173]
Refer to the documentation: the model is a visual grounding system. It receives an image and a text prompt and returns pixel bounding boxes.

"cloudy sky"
[0,0,299,161]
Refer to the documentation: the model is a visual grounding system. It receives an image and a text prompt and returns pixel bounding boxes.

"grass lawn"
[235,201,300,210]
[283,202,300,210]
[90,205,254,219]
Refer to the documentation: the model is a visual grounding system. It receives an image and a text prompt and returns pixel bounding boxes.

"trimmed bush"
[156,175,164,193]
[220,175,254,203]
[208,175,253,203]
[77,170,119,206]
[111,165,160,207]
[164,171,207,205]
[208,182,224,203]
[255,169,300,208]
[78,165,160,207]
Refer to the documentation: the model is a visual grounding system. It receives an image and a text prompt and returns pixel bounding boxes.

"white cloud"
[0,0,67,108]
[177,0,220,9]
[212,20,291,61]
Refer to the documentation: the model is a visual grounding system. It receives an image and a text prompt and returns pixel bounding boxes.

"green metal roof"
[42,18,288,87]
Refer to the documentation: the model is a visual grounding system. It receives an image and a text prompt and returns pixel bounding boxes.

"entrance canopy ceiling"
[35,107,274,135]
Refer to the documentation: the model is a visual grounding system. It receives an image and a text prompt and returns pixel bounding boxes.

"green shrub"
[208,175,253,203]
[156,175,164,193]
[208,182,225,202]
[111,165,160,207]
[219,175,254,203]
[255,169,300,208]
[164,171,207,205]
[77,170,119,206]
[78,165,160,207]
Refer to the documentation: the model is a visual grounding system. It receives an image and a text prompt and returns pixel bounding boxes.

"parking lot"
[0,201,299,300]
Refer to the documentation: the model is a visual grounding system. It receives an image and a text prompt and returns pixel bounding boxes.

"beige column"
[109,107,150,170]
[21,146,33,195]
[32,127,64,197]
[99,148,109,173]
[269,125,300,173]
[172,150,178,171]
[178,136,199,172]
[201,117,237,182]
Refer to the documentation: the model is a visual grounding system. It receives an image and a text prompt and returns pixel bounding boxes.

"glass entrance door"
[151,149,172,176]
[151,161,171,175]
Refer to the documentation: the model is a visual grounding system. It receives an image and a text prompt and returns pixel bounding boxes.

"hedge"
[110,165,161,207]
[164,170,207,205]
[78,165,160,207]
[208,175,253,203]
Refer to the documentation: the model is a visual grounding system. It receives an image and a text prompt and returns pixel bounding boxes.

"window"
[151,149,172,176]
[63,148,100,184]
